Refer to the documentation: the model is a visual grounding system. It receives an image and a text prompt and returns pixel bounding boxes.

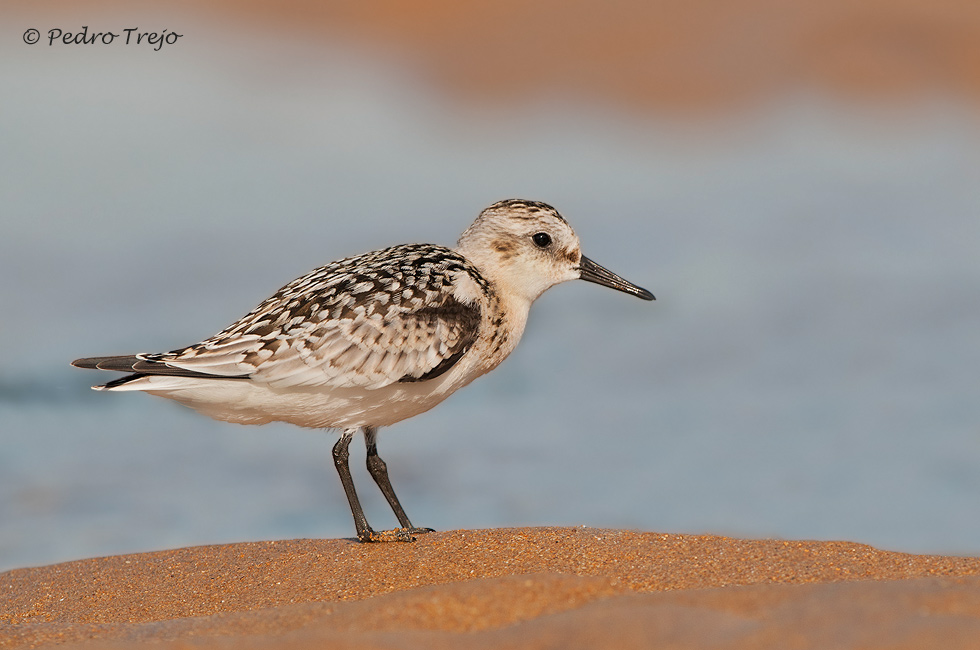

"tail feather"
[72,355,142,372]
[100,373,145,390]
[72,355,250,381]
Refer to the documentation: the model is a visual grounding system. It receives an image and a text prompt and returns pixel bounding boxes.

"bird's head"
[457,199,654,304]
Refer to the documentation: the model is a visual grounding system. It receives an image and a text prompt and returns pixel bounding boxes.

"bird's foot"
[357,527,435,543]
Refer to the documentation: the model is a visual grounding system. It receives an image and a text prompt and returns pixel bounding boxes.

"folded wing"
[74,245,486,391]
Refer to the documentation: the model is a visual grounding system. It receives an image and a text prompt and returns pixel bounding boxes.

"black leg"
[364,427,434,536]
[332,429,374,541]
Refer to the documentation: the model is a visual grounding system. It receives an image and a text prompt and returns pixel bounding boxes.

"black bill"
[578,256,655,301]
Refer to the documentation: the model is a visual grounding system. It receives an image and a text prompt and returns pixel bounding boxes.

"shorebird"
[73,199,654,542]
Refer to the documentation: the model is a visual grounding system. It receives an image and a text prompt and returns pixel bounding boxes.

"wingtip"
[72,357,109,369]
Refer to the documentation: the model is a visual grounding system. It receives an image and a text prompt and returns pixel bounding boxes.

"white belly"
[134,369,467,429]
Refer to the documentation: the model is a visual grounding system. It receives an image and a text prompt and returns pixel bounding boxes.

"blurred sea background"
[2,1,978,571]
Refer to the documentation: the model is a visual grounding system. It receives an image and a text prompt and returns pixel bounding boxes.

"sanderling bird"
[73,199,654,542]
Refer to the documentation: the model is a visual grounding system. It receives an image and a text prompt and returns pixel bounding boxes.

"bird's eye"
[532,232,552,248]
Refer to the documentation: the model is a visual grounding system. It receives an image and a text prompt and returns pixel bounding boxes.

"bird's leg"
[332,428,419,543]
[332,429,376,542]
[364,427,434,538]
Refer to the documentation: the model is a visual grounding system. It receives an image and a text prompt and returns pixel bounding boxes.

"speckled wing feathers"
[143,244,486,390]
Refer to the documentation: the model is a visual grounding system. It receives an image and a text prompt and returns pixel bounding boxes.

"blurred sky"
[2,1,979,570]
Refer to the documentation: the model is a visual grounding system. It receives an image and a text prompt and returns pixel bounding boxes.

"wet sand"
[4,527,980,649]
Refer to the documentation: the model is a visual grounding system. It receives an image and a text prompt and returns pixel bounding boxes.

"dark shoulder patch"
[397,292,482,383]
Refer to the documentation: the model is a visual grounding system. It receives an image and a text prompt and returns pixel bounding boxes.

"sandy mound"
[4,527,980,649]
